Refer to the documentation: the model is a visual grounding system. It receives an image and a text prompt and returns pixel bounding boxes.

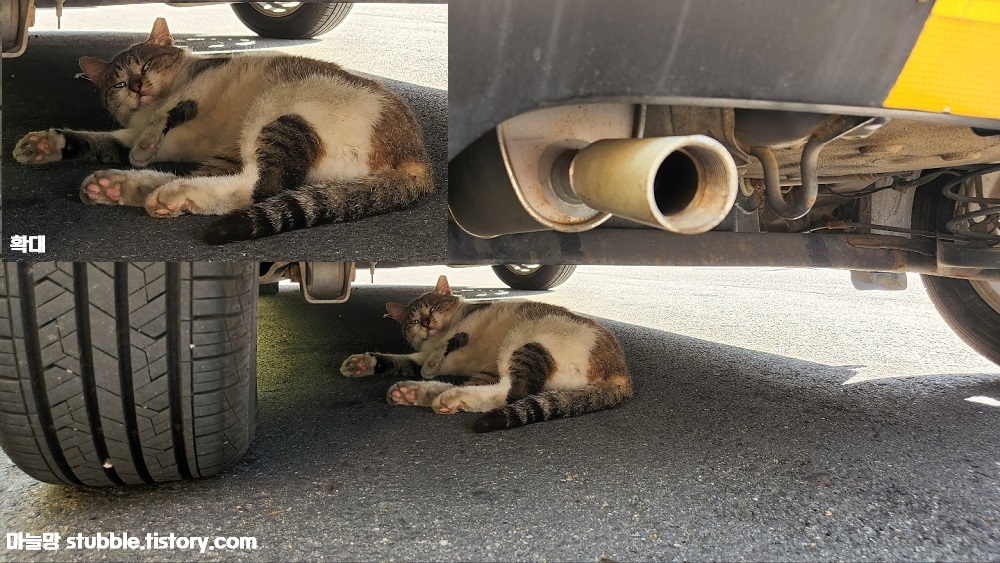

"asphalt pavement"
[1,266,997,561]
[1,4,447,262]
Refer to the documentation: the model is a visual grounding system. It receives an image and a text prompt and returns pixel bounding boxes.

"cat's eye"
[142,61,152,73]
[113,82,126,89]
[409,320,420,325]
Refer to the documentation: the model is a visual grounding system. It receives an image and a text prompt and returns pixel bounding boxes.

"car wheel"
[0,262,258,486]
[491,264,577,290]
[231,2,353,39]
[912,174,1000,365]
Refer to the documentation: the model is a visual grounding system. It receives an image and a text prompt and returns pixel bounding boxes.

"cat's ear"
[433,275,451,295]
[147,17,174,47]
[78,57,110,85]
[385,302,407,324]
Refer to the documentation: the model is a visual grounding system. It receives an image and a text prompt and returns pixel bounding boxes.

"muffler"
[551,136,739,234]
[449,105,741,238]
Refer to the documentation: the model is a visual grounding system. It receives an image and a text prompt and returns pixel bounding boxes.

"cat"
[339,275,633,432]
[11,18,433,245]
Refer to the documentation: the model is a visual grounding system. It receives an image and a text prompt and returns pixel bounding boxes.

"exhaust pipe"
[449,126,740,238]
[551,136,739,234]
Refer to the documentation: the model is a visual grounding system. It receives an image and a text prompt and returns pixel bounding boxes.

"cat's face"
[78,18,186,125]
[387,276,460,348]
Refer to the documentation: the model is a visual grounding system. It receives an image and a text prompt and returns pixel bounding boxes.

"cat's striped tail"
[203,165,433,244]
[471,374,633,433]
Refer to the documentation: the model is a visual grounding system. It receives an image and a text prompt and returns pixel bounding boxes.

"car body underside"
[447,0,1000,285]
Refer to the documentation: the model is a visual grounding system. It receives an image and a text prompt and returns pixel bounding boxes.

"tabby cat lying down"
[12,18,433,244]
[340,276,633,432]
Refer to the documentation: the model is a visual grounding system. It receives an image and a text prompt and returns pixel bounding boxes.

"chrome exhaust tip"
[557,136,739,235]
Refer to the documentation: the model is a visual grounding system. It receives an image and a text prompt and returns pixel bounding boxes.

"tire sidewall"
[912,177,1000,365]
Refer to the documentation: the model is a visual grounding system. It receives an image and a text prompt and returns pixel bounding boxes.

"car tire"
[231,2,353,40]
[912,176,1000,365]
[0,262,259,486]
[491,264,577,290]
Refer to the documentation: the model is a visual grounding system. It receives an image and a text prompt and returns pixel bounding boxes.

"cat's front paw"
[13,130,65,165]
[145,181,194,218]
[340,353,376,378]
[420,350,445,379]
[129,133,160,168]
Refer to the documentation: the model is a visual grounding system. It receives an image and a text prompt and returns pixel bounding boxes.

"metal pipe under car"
[552,136,739,235]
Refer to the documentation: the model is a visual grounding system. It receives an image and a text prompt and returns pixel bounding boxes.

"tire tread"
[0,262,257,486]
[231,3,353,39]
[491,264,577,290]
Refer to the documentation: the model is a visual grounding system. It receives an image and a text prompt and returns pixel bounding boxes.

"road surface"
[1,266,997,561]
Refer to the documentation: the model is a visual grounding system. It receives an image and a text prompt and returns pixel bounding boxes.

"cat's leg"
[339,352,429,378]
[194,114,326,241]
[434,340,559,415]
[79,169,178,206]
[143,171,255,218]
[422,348,446,378]
[421,332,470,378]
[432,382,510,415]
[129,99,199,167]
[502,342,557,402]
[13,128,136,165]
[189,153,243,177]
[386,380,455,407]
[131,151,243,212]
[464,370,501,385]
[201,111,432,244]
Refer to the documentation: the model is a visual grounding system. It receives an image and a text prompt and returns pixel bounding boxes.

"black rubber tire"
[912,177,1000,366]
[491,264,577,290]
[0,262,259,486]
[231,3,353,39]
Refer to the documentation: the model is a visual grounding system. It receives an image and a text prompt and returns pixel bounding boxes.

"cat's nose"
[129,82,142,94]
